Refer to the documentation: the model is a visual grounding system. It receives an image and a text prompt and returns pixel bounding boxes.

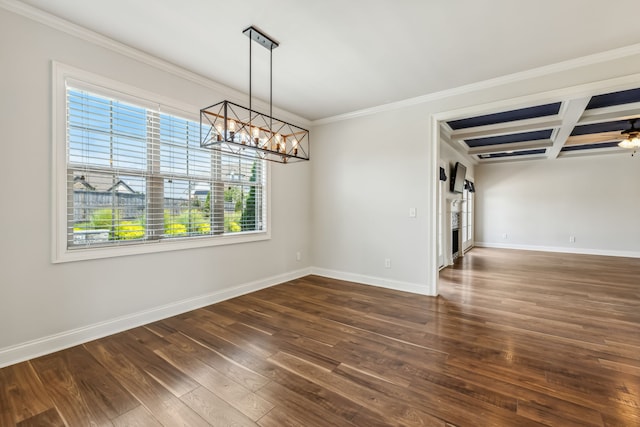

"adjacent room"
[1,1,639,425]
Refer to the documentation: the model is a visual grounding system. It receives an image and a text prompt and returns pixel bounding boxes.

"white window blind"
[66,86,266,250]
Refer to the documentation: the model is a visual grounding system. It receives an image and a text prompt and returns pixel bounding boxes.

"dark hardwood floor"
[1,247,639,426]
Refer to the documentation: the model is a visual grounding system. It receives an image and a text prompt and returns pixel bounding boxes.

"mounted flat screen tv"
[450,162,467,193]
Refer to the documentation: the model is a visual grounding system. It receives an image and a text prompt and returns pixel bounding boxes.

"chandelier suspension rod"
[245,26,275,141]
[249,30,252,114]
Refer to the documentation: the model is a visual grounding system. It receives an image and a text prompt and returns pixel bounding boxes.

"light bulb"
[274,133,282,152]
[215,123,223,141]
[228,119,236,141]
[252,127,260,145]
[619,138,635,149]
[290,138,298,155]
[239,130,248,145]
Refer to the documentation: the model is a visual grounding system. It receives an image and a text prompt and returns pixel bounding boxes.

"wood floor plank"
[158,317,283,383]
[15,408,65,427]
[203,302,278,332]
[436,359,606,426]
[268,350,447,426]
[336,358,539,427]
[516,398,604,427]
[155,341,274,421]
[225,294,347,347]
[83,339,210,427]
[105,329,199,398]
[0,362,53,425]
[143,320,178,338]
[161,331,272,392]
[64,345,138,419]
[180,386,257,427]
[30,350,114,426]
[185,315,276,360]
[1,247,639,426]
[111,405,162,427]
[331,363,449,427]
[255,380,365,427]
[257,406,317,427]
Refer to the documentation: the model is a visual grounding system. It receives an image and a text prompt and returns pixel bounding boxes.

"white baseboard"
[0,267,312,369]
[310,267,435,296]
[475,242,640,258]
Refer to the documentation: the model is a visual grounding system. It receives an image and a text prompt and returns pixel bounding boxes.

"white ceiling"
[16,0,640,121]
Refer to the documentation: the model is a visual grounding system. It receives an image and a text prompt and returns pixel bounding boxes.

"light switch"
[409,207,417,218]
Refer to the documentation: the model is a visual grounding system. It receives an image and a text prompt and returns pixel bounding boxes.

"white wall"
[310,108,432,294]
[475,154,640,257]
[0,8,311,366]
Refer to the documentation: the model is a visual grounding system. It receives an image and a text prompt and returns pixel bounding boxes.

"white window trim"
[51,61,271,263]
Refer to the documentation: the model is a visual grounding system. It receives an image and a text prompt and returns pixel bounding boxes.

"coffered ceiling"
[10,0,640,121]
[441,87,640,163]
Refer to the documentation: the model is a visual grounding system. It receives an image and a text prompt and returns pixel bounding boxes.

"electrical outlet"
[296,251,301,261]
[384,258,391,269]
[409,207,417,218]
[569,236,575,243]
[502,233,508,239]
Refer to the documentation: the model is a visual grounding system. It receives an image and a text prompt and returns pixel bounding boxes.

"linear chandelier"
[200,26,309,163]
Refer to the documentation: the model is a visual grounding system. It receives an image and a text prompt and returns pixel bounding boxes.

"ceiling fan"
[618,118,640,150]
[565,117,640,149]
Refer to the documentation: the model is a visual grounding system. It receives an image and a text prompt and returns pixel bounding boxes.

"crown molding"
[0,0,311,127]
[312,43,640,126]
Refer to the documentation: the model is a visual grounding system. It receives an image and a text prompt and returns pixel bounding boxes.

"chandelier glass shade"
[200,26,309,163]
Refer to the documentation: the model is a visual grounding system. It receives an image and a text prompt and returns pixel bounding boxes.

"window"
[53,64,269,262]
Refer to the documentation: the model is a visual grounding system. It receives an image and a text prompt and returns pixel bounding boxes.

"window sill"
[52,231,271,263]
